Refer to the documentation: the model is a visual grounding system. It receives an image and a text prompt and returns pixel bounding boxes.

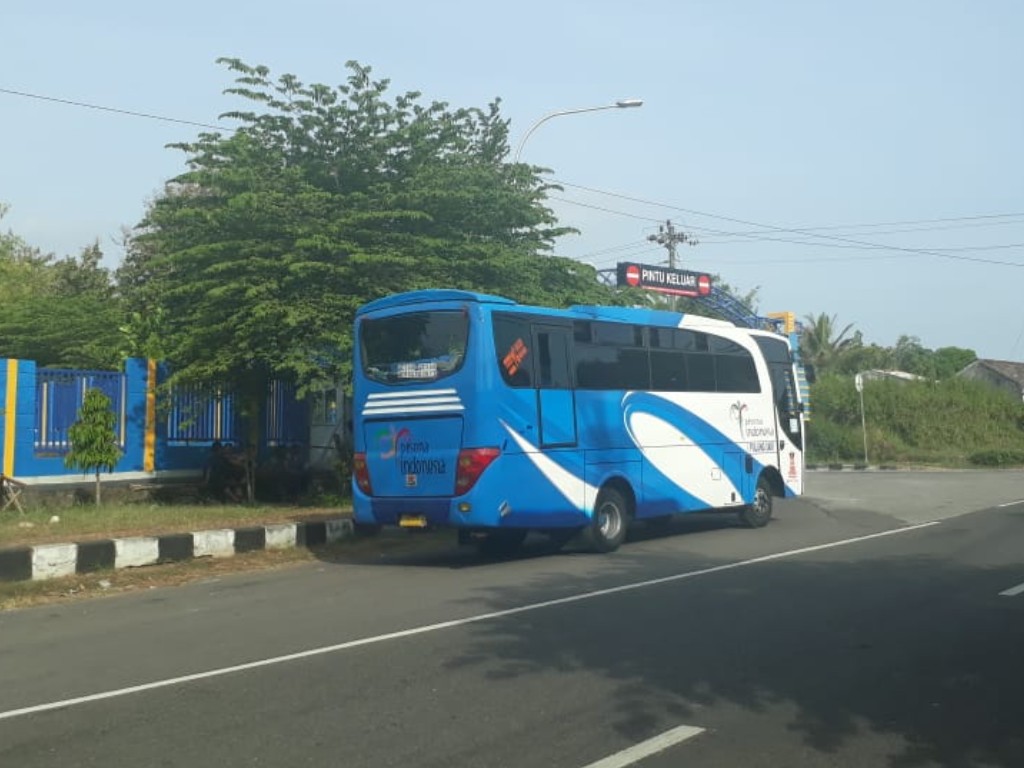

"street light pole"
[513,99,643,163]
[855,372,869,465]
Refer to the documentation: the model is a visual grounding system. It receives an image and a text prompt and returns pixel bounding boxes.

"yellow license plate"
[399,515,428,528]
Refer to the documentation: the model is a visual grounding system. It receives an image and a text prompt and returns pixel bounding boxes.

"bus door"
[531,324,577,447]
[770,362,804,491]
[756,337,804,493]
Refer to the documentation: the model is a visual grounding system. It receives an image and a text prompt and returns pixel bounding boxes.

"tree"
[891,334,932,376]
[832,333,893,375]
[0,212,124,368]
[64,388,123,505]
[800,312,858,374]
[122,58,614,484]
[932,346,977,379]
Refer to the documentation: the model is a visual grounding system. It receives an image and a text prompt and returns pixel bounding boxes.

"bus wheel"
[586,487,630,553]
[478,529,528,557]
[739,476,773,528]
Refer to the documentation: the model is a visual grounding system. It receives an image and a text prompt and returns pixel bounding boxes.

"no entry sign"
[616,262,713,297]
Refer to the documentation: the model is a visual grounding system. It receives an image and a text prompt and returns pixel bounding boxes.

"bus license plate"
[399,515,428,529]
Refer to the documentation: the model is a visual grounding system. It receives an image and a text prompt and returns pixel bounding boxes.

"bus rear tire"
[586,487,630,553]
[739,475,773,528]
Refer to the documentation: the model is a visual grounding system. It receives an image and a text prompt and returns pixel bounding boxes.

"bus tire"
[739,475,773,528]
[477,529,528,557]
[586,487,630,553]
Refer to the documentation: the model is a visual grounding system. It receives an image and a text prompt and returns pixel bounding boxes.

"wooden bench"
[1,474,26,514]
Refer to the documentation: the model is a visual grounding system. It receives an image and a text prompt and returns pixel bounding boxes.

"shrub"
[967,449,1024,467]
[806,419,861,463]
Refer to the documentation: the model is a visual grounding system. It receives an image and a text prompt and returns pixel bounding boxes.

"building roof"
[861,369,928,383]
[966,359,1024,388]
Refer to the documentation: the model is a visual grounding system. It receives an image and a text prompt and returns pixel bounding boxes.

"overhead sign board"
[616,262,713,297]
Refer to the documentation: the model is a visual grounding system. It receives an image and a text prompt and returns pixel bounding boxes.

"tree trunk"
[244,391,261,505]
[94,469,102,506]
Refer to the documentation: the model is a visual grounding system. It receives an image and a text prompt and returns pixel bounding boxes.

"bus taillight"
[353,452,373,495]
[455,447,500,494]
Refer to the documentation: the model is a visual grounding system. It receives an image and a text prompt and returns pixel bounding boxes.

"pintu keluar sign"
[616,262,713,297]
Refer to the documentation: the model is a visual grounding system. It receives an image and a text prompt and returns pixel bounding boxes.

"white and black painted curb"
[806,465,899,472]
[0,518,354,583]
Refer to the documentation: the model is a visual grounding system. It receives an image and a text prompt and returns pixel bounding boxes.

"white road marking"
[997,499,1024,508]
[581,724,705,768]
[999,581,1024,597]
[0,521,940,722]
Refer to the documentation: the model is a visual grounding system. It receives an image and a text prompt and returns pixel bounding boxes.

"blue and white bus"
[352,289,805,553]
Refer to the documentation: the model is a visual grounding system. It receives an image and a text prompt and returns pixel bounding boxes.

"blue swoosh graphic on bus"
[621,391,769,495]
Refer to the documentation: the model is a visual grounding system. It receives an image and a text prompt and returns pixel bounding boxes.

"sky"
[2,0,1022,360]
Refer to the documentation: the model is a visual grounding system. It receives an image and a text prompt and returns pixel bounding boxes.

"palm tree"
[800,313,858,374]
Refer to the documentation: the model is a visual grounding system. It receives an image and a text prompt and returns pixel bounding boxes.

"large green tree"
[122,59,614,424]
[0,205,123,368]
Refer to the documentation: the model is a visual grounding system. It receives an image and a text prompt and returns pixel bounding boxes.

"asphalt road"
[1,470,1023,767]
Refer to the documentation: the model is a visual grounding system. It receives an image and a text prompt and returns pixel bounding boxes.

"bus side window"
[494,314,534,388]
[683,352,716,391]
[535,328,572,389]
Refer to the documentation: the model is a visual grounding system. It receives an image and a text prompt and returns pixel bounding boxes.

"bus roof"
[569,304,735,329]
[356,290,739,331]
[356,289,516,316]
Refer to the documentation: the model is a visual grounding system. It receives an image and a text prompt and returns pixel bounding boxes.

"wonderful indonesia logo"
[376,425,446,475]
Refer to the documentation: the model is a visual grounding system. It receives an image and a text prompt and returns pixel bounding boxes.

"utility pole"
[647,220,698,268]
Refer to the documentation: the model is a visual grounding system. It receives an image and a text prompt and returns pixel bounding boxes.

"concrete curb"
[0,518,355,583]
[806,465,900,472]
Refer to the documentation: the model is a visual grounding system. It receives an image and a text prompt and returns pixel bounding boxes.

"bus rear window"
[360,311,469,384]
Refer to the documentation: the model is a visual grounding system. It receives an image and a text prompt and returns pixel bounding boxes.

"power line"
[575,240,655,259]
[554,179,1024,235]
[553,184,1024,258]
[703,212,1024,236]
[687,222,1024,254]
[5,85,1023,267]
[0,87,231,132]
[696,218,1024,245]
[551,179,1024,267]
[548,195,664,223]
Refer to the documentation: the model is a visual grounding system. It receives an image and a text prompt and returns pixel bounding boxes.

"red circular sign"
[625,265,641,286]
[697,274,711,295]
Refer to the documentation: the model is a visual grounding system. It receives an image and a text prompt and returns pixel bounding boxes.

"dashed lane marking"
[580,724,705,767]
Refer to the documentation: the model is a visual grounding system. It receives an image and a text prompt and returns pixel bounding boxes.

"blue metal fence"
[33,365,308,455]
[166,386,236,445]
[35,369,127,452]
[265,380,309,447]
[166,381,308,448]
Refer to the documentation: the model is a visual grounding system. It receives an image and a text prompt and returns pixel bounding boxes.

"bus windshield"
[359,310,469,384]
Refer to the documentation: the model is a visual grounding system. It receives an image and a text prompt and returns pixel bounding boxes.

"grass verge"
[0,501,352,550]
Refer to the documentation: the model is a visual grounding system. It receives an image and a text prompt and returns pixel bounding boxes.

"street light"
[855,372,869,465]
[513,99,643,163]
